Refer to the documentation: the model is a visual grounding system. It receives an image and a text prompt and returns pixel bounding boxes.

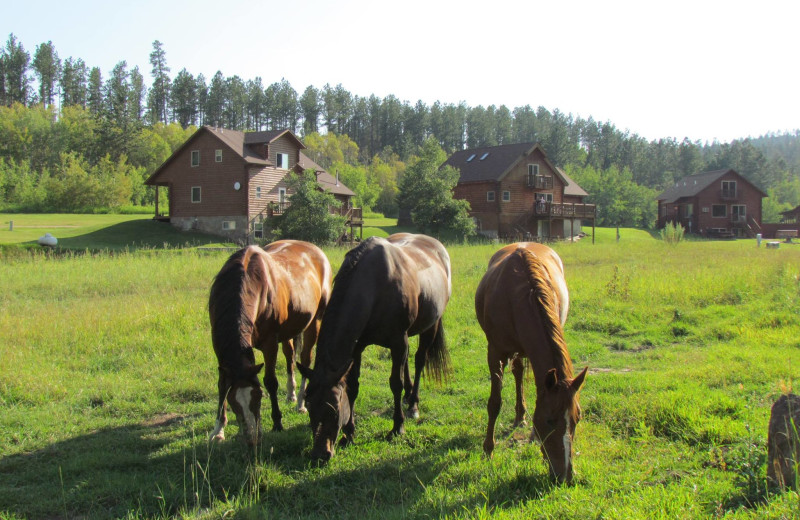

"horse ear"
[570,367,588,393]
[296,362,313,380]
[332,360,354,386]
[247,363,264,377]
[545,368,558,390]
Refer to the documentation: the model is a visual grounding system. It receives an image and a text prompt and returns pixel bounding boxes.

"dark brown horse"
[475,242,587,483]
[297,233,452,461]
[208,241,331,446]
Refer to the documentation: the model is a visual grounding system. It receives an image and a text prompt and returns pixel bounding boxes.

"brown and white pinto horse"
[475,242,587,483]
[208,241,331,446]
[298,233,452,461]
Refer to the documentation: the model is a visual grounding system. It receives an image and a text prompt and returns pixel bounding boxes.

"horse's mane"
[317,238,377,368]
[515,248,574,380]
[209,247,262,375]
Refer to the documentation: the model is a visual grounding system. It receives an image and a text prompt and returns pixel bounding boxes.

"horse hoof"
[338,435,354,448]
[211,433,225,442]
[387,428,405,440]
[286,395,297,404]
[272,424,284,432]
[408,408,420,420]
[296,405,307,414]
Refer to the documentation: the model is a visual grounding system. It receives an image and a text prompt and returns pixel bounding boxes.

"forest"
[1,34,799,226]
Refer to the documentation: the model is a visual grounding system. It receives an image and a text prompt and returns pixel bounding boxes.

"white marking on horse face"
[235,387,258,439]
[562,409,572,478]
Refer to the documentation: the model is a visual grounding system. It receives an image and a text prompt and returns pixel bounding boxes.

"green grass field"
[1,217,799,519]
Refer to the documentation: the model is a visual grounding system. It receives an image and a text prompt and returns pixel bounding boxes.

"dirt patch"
[141,413,185,428]
[589,367,632,375]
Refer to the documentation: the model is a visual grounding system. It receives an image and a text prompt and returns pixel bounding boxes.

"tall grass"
[1,229,799,518]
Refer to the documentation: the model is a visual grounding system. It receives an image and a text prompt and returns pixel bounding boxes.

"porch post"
[154,186,159,217]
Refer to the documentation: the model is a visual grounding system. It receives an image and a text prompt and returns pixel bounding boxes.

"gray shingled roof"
[298,153,355,196]
[656,169,766,203]
[443,142,589,197]
[443,142,535,183]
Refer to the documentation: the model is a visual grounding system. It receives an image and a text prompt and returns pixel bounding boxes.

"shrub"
[660,221,685,244]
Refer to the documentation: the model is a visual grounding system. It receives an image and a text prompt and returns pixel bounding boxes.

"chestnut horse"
[475,242,587,483]
[298,233,452,461]
[208,241,331,446]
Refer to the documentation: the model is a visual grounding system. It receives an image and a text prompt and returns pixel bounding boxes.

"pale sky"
[4,0,799,143]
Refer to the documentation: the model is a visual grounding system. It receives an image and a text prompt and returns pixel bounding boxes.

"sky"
[4,0,799,144]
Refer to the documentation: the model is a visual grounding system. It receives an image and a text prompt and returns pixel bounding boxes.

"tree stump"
[767,393,800,489]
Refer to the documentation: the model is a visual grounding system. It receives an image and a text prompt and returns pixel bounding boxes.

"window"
[255,186,262,199]
[479,152,489,161]
[502,191,511,202]
[466,154,476,162]
[222,221,236,230]
[538,193,553,203]
[191,150,200,167]
[528,164,539,176]
[487,191,495,202]
[191,186,201,203]
[276,153,289,169]
[278,187,287,203]
[215,149,223,162]
[712,204,726,217]
[732,205,746,222]
[253,221,264,239]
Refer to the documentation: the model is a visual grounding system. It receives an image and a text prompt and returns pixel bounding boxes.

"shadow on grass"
[46,219,225,251]
[0,413,207,519]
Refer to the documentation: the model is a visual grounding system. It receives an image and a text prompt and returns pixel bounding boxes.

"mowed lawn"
[1,218,799,519]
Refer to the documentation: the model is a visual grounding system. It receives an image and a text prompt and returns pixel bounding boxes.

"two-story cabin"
[145,126,356,241]
[656,169,765,238]
[444,143,595,240]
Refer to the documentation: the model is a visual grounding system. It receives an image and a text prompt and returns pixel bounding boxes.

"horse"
[208,241,332,446]
[297,233,452,461]
[475,242,588,483]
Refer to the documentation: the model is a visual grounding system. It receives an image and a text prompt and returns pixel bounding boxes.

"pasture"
[1,217,799,519]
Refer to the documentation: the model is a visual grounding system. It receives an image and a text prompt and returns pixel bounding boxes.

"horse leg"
[262,340,283,432]
[402,355,413,407]
[296,324,318,413]
[282,337,297,404]
[340,348,363,447]
[483,346,506,457]
[388,335,410,438]
[406,326,435,420]
[210,372,228,442]
[511,354,527,428]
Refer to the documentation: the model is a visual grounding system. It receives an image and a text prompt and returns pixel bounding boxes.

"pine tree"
[32,41,60,107]
[2,34,31,106]
[147,40,171,124]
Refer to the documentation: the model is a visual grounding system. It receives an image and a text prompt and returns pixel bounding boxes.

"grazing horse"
[475,242,587,483]
[208,241,332,446]
[298,233,452,461]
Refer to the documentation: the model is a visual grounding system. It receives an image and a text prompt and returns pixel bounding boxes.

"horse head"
[297,361,352,462]
[532,367,588,484]
[221,363,264,446]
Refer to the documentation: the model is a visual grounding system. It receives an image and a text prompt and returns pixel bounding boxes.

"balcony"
[526,175,553,190]
[533,202,596,218]
[720,189,738,200]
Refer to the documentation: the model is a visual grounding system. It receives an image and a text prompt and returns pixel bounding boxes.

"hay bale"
[767,393,800,489]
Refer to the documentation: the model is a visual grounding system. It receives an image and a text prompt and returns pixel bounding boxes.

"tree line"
[1,33,799,225]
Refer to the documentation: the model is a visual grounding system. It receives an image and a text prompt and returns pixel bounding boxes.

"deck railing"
[533,202,596,218]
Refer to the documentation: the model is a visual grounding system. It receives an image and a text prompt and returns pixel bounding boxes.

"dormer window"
[479,153,489,160]
[276,153,289,169]
[466,154,476,162]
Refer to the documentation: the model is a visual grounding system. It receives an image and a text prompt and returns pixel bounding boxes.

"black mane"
[209,248,258,378]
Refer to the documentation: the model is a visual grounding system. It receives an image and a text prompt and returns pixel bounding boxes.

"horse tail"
[424,318,451,384]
